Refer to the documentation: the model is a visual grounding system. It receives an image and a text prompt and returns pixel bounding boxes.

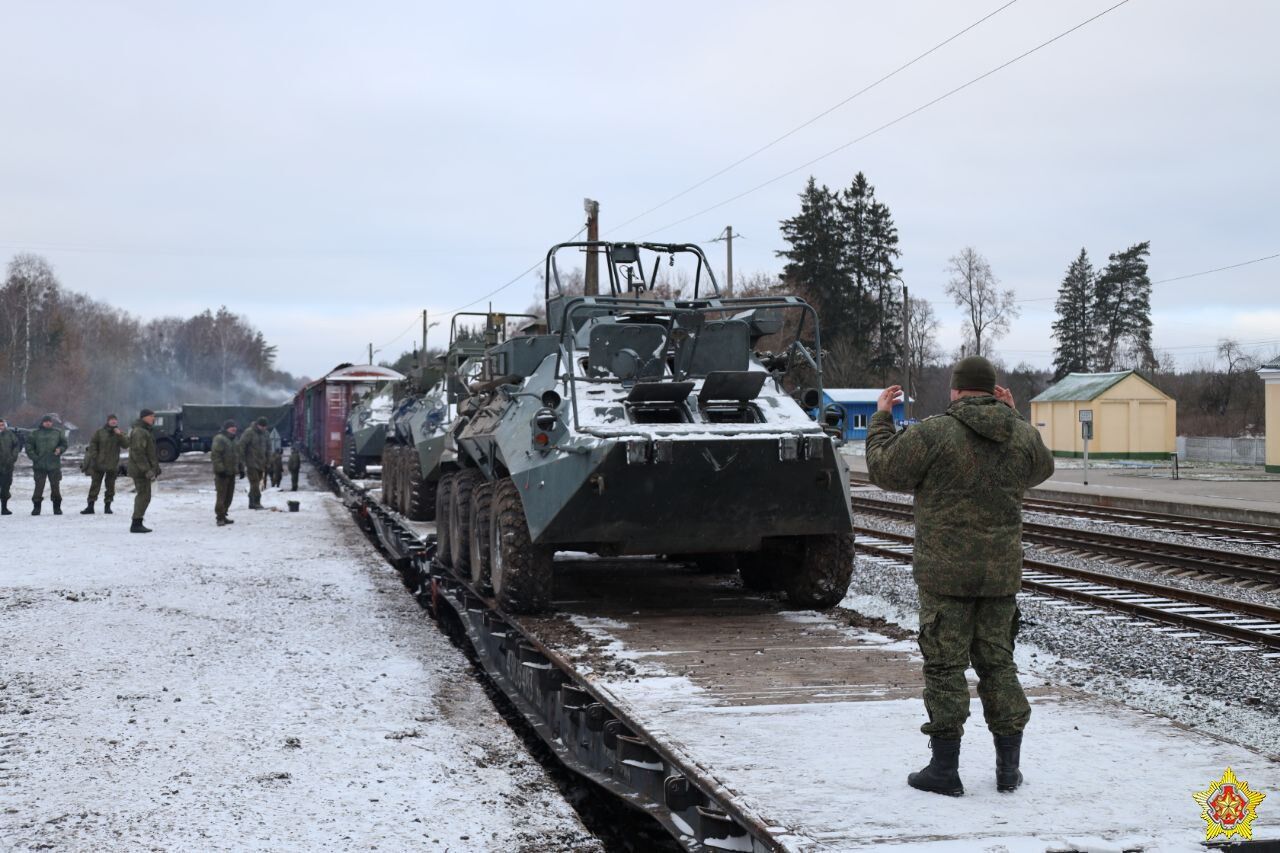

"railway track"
[854,528,1280,652]
[850,475,1280,548]
[849,494,1280,588]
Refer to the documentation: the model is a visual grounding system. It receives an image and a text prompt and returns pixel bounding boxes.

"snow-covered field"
[0,459,600,852]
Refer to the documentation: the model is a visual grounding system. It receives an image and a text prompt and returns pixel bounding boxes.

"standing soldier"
[27,414,68,515]
[866,357,1054,797]
[127,409,161,533]
[287,443,301,491]
[81,414,129,515]
[0,417,20,515]
[239,416,271,509]
[269,427,284,488]
[211,420,239,526]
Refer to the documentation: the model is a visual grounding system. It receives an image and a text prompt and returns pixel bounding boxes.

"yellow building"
[1260,358,1280,473]
[1030,371,1176,459]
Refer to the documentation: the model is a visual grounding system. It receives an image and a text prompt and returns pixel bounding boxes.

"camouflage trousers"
[0,468,12,501]
[88,470,118,503]
[917,589,1030,740]
[132,477,151,521]
[214,473,236,520]
[289,470,298,491]
[247,467,264,503]
[33,470,62,502]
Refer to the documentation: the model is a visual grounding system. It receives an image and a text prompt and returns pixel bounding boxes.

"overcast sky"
[2,0,1276,379]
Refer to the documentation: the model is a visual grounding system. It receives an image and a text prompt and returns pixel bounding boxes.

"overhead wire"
[609,0,1021,234]
[637,0,1134,239]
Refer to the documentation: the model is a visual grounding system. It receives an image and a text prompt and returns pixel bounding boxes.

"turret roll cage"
[542,242,825,432]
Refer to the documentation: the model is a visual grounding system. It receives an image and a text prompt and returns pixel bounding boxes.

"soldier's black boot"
[130,518,152,533]
[52,498,62,515]
[994,733,1023,792]
[32,499,41,516]
[103,499,113,515]
[907,739,964,796]
[1,498,10,515]
[81,500,95,515]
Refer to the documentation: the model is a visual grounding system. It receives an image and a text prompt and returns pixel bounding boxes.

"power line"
[638,0,1134,239]
[1013,251,1280,304]
[609,0,1021,234]
[441,226,587,316]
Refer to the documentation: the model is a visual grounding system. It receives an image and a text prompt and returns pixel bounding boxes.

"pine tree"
[1093,241,1155,372]
[1050,248,1095,380]
[777,177,848,337]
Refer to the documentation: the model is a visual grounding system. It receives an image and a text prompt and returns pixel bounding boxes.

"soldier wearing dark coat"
[26,414,68,515]
[238,417,271,509]
[287,444,301,491]
[866,356,1054,797]
[81,414,129,515]
[127,409,161,533]
[211,420,240,526]
[268,428,284,488]
[0,417,21,515]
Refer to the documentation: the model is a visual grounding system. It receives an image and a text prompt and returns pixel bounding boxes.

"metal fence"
[1177,436,1266,466]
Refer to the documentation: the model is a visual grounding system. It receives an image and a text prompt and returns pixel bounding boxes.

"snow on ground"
[0,459,601,852]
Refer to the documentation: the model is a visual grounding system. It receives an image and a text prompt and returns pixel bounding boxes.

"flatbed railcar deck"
[329,467,1280,852]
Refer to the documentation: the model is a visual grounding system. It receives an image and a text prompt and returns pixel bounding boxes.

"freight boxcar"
[294,364,404,469]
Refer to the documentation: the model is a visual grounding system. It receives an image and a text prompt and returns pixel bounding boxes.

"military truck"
[152,403,292,463]
[381,312,539,520]
[342,384,395,478]
[435,241,855,614]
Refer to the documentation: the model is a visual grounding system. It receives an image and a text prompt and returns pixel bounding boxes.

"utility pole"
[368,342,373,365]
[710,226,737,296]
[901,285,912,422]
[422,309,429,360]
[584,198,600,296]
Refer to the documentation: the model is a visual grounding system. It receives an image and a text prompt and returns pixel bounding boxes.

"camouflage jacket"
[0,429,21,471]
[865,396,1055,597]
[287,446,300,473]
[25,426,68,473]
[127,419,160,480]
[210,430,239,476]
[238,426,271,470]
[85,424,129,473]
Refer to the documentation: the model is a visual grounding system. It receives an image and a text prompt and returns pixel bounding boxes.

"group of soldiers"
[0,411,301,532]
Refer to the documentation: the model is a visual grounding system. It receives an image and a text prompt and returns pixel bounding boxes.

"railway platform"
[844,452,1280,524]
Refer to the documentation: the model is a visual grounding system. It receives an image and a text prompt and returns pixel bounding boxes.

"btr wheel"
[435,473,457,568]
[406,452,426,519]
[489,477,553,614]
[781,532,855,610]
[342,435,357,478]
[469,480,494,591]
[450,470,483,576]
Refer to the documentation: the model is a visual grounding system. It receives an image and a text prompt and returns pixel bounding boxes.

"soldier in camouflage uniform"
[27,414,68,515]
[210,420,239,526]
[866,356,1054,796]
[0,417,20,515]
[127,409,161,533]
[238,416,271,509]
[268,428,284,488]
[80,414,129,515]
[287,444,301,491]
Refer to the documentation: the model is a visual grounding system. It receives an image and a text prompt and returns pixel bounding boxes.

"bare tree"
[905,295,941,403]
[1208,338,1260,417]
[944,247,1019,358]
[3,253,60,404]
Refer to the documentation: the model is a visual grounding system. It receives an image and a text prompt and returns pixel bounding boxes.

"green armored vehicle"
[343,383,396,478]
[435,241,855,614]
[381,313,537,520]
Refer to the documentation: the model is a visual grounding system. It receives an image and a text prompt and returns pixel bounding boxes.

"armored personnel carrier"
[434,241,855,614]
[342,383,395,478]
[380,312,535,520]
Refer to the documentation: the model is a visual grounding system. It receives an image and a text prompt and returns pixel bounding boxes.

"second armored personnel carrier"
[435,242,855,614]
[343,383,395,478]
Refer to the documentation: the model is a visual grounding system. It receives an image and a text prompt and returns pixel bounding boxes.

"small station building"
[1259,357,1280,473]
[1030,371,1176,459]
[822,389,905,441]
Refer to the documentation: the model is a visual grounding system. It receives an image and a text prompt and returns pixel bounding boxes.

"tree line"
[0,253,301,431]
